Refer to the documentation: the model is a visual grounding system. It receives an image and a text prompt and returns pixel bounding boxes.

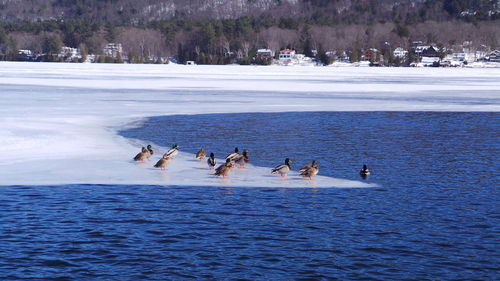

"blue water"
[1,112,499,280]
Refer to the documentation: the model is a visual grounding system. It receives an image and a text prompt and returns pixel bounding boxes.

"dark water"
[1,112,499,280]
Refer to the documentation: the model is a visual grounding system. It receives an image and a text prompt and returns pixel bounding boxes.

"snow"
[1,62,499,187]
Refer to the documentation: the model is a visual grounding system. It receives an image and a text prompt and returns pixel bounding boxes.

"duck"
[359,164,371,178]
[196,147,206,159]
[154,155,171,170]
[300,160,319,179]
[146,144,154,157]
[214,158,234,178]
[133,147,150,162]
[164,143,179,158]
[271,158,292,178]
[225,147,240,162]
[299,160,318,173]
[207,152,216,169]
[234,149,249,168]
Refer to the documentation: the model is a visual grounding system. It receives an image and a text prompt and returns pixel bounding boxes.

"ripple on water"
[1,112,499,279]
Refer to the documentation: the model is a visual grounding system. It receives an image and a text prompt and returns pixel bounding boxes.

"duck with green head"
[164,143,179,158]
[225,147,240,162]
[359,164,370,178]
[146,144,154,157]
[207,152,216,169]
[272,158,292,178]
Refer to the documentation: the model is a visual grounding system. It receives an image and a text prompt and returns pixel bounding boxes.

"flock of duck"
[133,144,371,180]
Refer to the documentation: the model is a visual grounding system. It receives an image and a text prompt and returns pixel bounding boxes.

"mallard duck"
[154,155,171,170]
[272,158,292,178]
[133,147,150,162]
[146,145,154,157]
[300,160,319,179]
[215,158,234,178]
[207,152,216,169]
[225,147,240,162]
[360,164,371,178]
[196,147,206,159]
[299,160,318,173]
[234,149,249,168]
[164,143,179,158]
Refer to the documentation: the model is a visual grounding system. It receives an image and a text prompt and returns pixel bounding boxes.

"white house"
[256,49,274,59]
[59,46,81,61]
[279,49,296,60]
[393,47,408,58]
[103,43,123,58]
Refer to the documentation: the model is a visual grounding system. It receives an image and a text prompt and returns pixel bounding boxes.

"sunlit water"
[1,112,498,280]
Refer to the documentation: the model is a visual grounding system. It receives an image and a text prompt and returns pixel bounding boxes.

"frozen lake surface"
[0,62,499,186]
[0,62,499,279]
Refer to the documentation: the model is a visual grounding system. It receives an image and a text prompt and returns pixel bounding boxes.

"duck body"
[299,160,317,173]
[207,153,216,169]
[225,147,240,162]
[133,147,150,162]
[154,155,171,170]
[215,159,234,178]
[235,149,249,167]
[272,158,292,177]
[360,165,371,178]
[196,147,206,159]
[300,160,319,179]
[164,144,179,158]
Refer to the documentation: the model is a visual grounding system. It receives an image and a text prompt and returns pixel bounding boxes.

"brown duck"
[154,155,171,170]
[133,147,150,162]
[214,158,234,178]
[196,147,206,159]
[300,160,319,179]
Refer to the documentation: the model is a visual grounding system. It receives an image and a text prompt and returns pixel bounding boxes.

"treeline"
[0,0,499,64]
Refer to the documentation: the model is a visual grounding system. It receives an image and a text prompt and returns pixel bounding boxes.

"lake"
[1,111,497,280]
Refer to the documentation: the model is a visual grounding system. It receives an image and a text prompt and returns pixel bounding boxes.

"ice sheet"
[0,62,499,187]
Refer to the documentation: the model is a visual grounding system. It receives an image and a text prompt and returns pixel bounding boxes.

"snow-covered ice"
[1,62,499,187]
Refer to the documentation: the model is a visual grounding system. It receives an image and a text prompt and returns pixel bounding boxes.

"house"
[415,45,440,57]
[256,49,274,59]
[279,49,296,60]
[276,49,314,66]
[103,43,123,58]
[487,50,500,62]
[17,49,35,61]
[363,48,379,61]
[393,47,408,58]
[59,46,81,61]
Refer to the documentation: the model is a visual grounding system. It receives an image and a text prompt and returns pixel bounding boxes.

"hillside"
[1,0,498,23]
[0,0,499,64]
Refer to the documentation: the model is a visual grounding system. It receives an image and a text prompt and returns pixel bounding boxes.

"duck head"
[210,152,215,159]
[172,143,178,149]
[362,164,368,170]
